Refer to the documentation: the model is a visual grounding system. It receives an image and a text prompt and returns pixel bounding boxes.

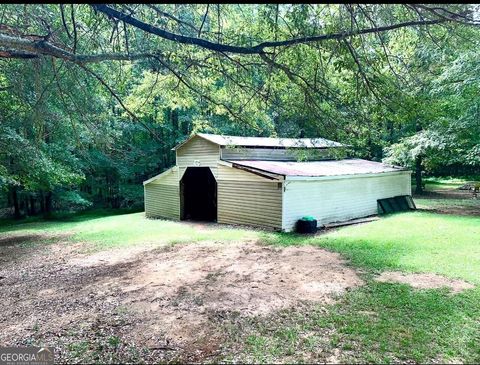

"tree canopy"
[0,4,479,217]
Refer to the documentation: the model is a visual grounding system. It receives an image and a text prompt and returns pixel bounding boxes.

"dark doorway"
[180,167,217,221]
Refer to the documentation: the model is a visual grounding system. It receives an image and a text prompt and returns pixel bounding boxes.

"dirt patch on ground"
[116,242,363,347]
[126,242,362,314]
[375,271,475,293]
[0,237,362,363]
[0,233,52,247]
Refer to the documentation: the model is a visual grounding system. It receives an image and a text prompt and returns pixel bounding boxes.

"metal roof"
[227,159,408,177]
[173,133,344,150]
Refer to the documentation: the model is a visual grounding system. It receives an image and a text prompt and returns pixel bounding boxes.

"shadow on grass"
[0,208,142,233]
[0,233,55,247]
[52,207,143,222]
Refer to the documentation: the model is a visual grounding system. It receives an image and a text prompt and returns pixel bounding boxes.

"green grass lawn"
[411,176,480,213]
[250,212,480,363]
[1,210,479,363]
[412,176,477,192]
[264,212,480,284]
[0,209,258,251]
[422,177,471,190]
[415,196,480,211]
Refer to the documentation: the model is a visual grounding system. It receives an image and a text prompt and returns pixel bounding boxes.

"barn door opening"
[180,167,217,221]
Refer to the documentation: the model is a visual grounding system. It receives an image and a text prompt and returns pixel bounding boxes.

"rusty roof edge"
[284,169,412,181]
[228,161,284,180]
[228,159,411,179]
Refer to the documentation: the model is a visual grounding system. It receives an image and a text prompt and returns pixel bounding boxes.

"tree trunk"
[415,155,423,194]
[181,114,190,135]
[29,196,36,215]
[39,191,45,213]
[414,117,424,195]
[172,108,179,133]
[44,191,53,217]
[11,187,21,219]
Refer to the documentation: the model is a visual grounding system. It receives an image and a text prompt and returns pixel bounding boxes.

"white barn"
[143,133,411,231]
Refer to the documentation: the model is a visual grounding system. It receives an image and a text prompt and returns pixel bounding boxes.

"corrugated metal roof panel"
[227,159,408,177]
[173,133,344,150]
[199,133,344,148]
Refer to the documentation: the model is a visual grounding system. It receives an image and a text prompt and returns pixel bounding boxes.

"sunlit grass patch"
[263,211,480,284]
[0,211,259,251]
[2,208,479,363]
[225,283,480,364]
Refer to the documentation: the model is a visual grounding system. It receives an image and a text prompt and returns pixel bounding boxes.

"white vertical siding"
[176,135,220,168]
[282,172,412,231]
[217,165,282,230]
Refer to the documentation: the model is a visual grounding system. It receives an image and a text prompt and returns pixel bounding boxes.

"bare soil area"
[0,236,362,363]
[375,271,474,293]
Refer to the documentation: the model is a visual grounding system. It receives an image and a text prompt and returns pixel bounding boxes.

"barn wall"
[282,172,411,231]
[144,167,180,219]
[217,165,282,229]
[176,136,220,168]
[221,147,332,161]
[176,136,220,180]
[148,166,178,185]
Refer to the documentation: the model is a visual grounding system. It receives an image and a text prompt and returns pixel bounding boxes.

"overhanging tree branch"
[0,49,38,59]
[0,5,464,64]
[146,4,197,32]
[0,33,152,63]
[150,54,257,127]
[410,4,480,26]
[91,4,448,55]
[78,63,163,142]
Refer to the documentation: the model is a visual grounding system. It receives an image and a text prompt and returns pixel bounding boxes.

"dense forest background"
[0,4,479,218]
